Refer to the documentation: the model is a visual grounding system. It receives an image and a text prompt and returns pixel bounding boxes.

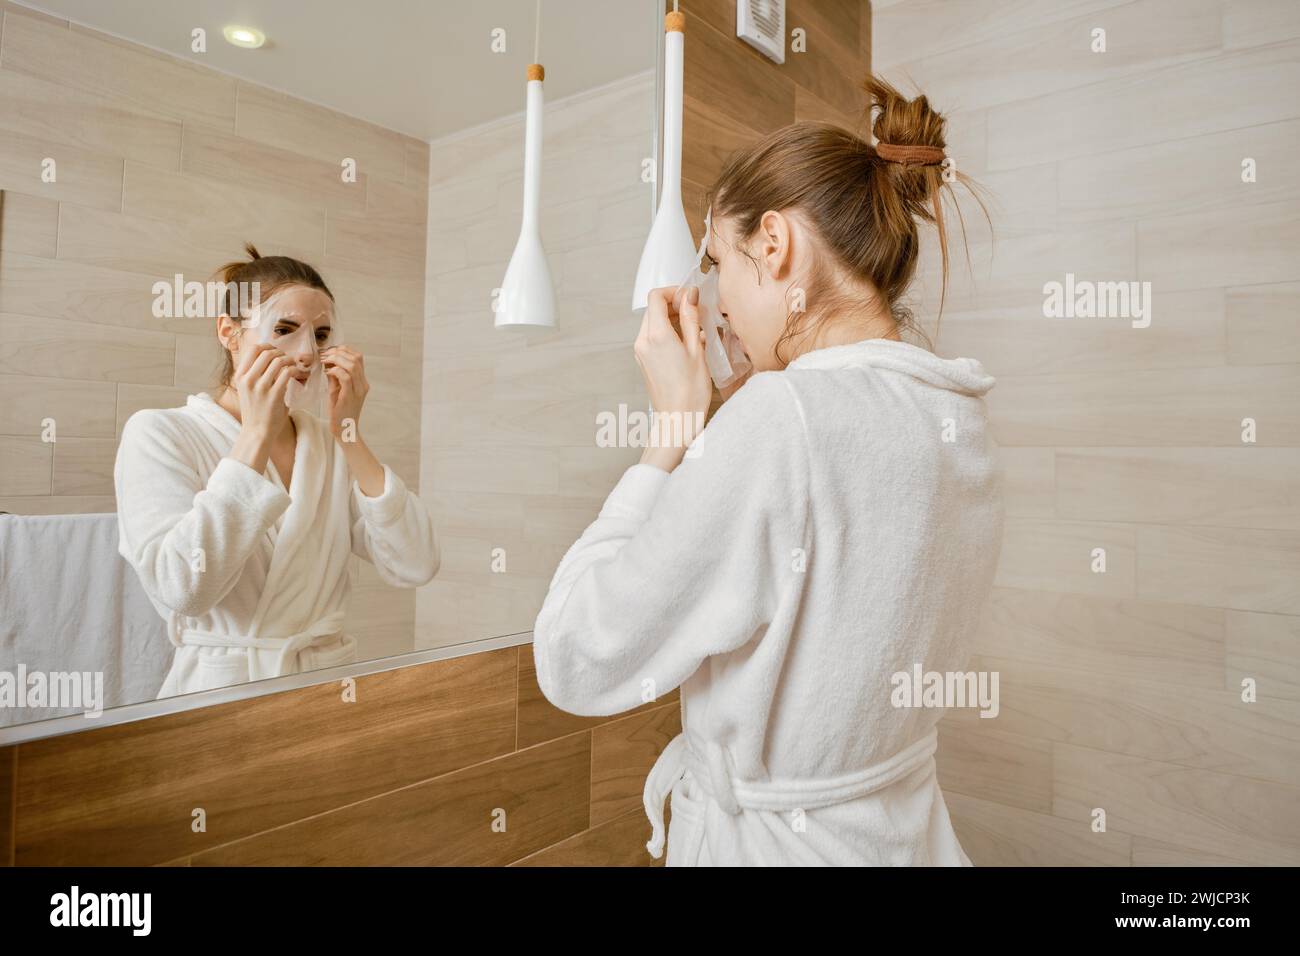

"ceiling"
[18,0,659,141]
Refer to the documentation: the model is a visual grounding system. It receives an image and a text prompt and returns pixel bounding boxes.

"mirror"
[0,0,661,731]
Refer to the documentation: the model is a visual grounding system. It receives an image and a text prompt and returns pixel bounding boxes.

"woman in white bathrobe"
[114,244,439,699]
[533,75,1003,865]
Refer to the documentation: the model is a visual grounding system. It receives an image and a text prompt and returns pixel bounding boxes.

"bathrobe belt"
[642,726,941,859]
[171,609,349,681]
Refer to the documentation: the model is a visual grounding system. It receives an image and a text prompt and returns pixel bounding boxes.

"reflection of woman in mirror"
[114,243,440,699]
[534,75,1001,866]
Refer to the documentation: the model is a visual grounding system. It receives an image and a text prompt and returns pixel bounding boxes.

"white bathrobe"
[114,392,439,698]
[533,338,1004,866]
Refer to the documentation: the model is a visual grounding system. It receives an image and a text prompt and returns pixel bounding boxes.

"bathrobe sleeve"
[349,463,441,588]
[533,372,812,717]
[114,410,292,617]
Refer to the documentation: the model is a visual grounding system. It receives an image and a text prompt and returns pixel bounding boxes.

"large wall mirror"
[0,0,663,739]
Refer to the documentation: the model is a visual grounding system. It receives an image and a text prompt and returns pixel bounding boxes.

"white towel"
[0,512,171,725]
[533,337,1004,865]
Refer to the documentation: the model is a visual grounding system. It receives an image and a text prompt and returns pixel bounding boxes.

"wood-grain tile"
[936,721,1054,812]
[684,10,796,136]
[1226,610,1300,702]
[0,126,123,210]
[1137,525,1300,616]
[986,365,1300,447]
[235,82,408,184]
[0,436,52,495]
[1052,742,1300,865]
[986,40,1300,169]
[0,67,183,171]
[995,518,1137,598]
[935,290,1226,378]
[181,124,367,217]
[511,806,660,866]
[0,190,58,257]
[51,436,115,496]
[0,10,236,129]
[871,0,1131,70]
[882,0,1220,116]
[0,746,13,866]
[191,732,590,866]
[0,311,174,384]
[122,161,325,257]
[0,251,188,333]
[951,652,1300,786]
[975,587,1226,690]
[946,789,1131,866]
[13,651,517,865]
[1227,281,1300,366]
[0,495,113,515]
[1056,448,1300,530]
[0,373,116,438]
[590,702,682,827]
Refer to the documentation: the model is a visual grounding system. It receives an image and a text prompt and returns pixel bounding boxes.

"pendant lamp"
[496,3,556,327]
[632,7,696,312]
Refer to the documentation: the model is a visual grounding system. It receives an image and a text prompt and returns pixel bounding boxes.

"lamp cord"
[534,0,541,62]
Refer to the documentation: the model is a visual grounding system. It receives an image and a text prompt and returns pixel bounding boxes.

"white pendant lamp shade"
[632,11,696,312]
[496,63,556,328]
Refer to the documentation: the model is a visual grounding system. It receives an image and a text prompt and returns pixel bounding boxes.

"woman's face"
[706,212,792,372]
[229,285,335,381]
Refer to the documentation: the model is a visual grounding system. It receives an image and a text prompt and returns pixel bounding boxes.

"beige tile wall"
[417,70,655,649]
[0,2,429,658]
[875,0,1300,865]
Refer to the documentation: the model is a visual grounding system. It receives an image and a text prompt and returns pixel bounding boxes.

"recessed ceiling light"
[222,25,265,49]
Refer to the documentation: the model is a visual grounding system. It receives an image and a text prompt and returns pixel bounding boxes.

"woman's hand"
[322,345,386,496]
[233,341,293,436]
[227,339,293,475]
[322,345,369,441]
[634,286,713,473]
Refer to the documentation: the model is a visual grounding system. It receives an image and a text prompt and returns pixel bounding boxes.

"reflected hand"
[322,345,369,440]
[233,340,293,436]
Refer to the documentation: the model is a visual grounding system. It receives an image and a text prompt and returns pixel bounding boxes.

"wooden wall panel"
[679,0,872,239]
[5,646,678,867]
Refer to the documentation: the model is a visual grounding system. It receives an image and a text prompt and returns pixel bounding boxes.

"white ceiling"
[17,0,659,141]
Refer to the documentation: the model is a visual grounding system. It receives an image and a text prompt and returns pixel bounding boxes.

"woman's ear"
[758,209,793,281]
[216,313,241,352]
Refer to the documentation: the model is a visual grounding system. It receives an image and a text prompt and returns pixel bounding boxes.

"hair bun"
[863,74,947,157]
[861,73,950,222]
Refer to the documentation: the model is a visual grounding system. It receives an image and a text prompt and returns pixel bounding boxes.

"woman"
[533,76,1003,865]
[114,245,439,698]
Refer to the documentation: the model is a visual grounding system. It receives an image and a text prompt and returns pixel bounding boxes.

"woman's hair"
[705,73,989,363]
[212,242,334,392]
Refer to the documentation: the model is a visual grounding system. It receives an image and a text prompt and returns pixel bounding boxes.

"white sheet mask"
[240,289,343,420]
[675,208,752,390]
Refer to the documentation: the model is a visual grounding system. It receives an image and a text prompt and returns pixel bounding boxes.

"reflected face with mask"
[216,282,341,422]
[247,285,337,384]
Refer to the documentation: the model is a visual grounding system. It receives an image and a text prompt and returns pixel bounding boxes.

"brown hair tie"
[875,142,946,166]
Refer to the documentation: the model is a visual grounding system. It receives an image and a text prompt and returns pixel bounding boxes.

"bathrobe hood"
[785,337,996,397]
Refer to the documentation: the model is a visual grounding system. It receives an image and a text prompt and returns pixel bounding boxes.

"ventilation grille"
[737,0,785,64]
